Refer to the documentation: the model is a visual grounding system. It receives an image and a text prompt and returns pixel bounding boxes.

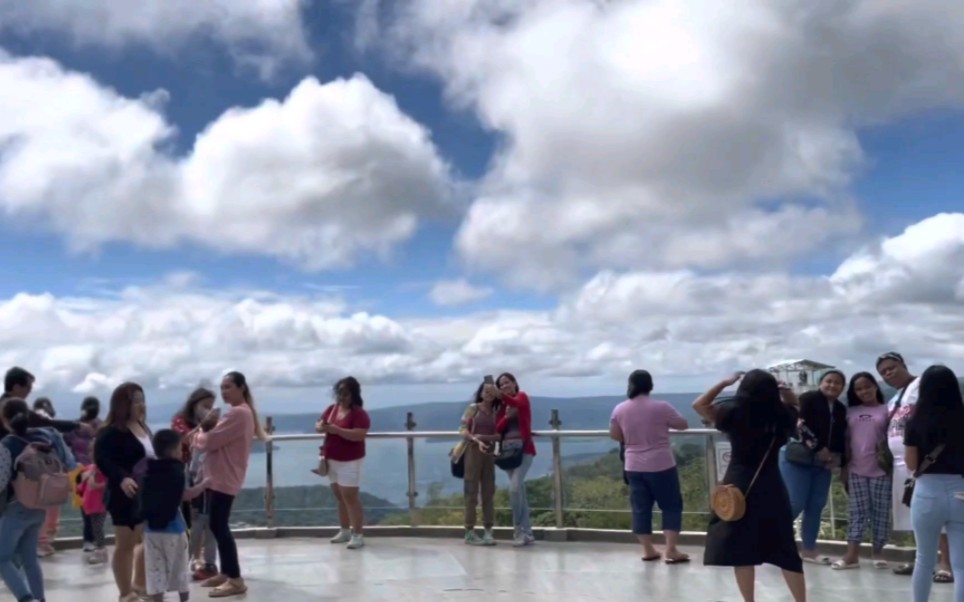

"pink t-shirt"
[847,404,889,478]
[610,396,687,473]
[196,403,256,496]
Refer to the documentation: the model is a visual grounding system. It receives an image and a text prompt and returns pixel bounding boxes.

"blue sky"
[1,1,963,413]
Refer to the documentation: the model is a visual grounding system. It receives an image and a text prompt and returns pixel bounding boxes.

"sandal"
[934,569,954,584]
[831,560,859,570]
[893,563,913,575]
[802,556,831,565]
[665,554,690,565]
[641,554,661,562]
[209,578,248,598]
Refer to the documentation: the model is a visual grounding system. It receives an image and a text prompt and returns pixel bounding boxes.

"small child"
[187,425,218,581]
[140,429,208,602]
[76,453,108,565]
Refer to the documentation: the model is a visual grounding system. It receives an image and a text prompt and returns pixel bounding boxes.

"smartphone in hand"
[484,374,494,385]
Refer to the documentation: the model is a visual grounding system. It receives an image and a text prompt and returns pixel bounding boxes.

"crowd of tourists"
[1,352,962,602]
[604,352,964,602]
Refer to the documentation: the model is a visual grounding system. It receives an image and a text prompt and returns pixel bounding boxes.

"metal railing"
[261,410,720,529]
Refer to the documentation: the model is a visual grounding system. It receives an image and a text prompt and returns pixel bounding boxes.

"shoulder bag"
[712,435,775,522]
[449,404,477,479]
[313,405,336,477]
[901,444,945,507]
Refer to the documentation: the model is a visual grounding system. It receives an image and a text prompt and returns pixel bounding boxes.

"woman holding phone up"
[495,372,536,547]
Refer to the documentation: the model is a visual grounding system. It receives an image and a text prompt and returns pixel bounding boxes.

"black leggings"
[209,491,240,579]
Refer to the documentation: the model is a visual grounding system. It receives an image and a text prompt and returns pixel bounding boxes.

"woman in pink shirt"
[194,371,267,598]
[609,370,689,563]
[832,371,891,570]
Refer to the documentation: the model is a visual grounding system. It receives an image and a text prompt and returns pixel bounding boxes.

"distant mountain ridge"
[147,378,964,434]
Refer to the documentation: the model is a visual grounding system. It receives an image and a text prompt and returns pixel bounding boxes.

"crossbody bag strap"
[913,444,946,479]
[745,435,776,495]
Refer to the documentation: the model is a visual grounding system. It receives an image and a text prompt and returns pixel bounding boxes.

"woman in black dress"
[693,370,806,602]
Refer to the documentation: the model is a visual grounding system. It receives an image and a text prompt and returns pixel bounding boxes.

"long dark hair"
[102,382,146,431]
[334,376,364,408]
[905,365,964,450]
[472,381,501,410]
[175,387,216,428]
[496,372,519,395]
[1,398,31,436]
[627,370,653,398]
[733,369,795,437]
[846,372,884,408]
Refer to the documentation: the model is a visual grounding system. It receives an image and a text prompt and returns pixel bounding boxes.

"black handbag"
[784,440,818,465]
[494,437,524,471]
[902,444,945,507]
[450,449,465,479]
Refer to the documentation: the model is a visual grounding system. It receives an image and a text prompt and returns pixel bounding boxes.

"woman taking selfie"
[495,372,536,547]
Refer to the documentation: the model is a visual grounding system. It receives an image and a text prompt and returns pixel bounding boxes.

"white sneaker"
[330,529,351,544]
[347,534,365,550]
[512,535,527,547]
[83,542,95,553]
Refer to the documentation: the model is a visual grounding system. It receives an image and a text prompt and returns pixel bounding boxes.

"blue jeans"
[0,501,46,602]
[506,453,534,536]
[779,448,832,551]
[626,466,683,534]
[910,473,964,602]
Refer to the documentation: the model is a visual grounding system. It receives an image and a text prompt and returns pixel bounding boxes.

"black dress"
[703,401,803,573]
[94,425,149,529]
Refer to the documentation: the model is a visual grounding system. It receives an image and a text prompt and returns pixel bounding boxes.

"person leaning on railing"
[693,370,807,602]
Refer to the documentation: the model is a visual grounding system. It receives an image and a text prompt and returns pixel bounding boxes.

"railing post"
[406,412,419,527]
[705,432,720,510]
[550,409,564,529]
[265,416,275,529]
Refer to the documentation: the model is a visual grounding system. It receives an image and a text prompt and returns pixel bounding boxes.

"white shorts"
[143,531,190,596]
[328,459,363,488]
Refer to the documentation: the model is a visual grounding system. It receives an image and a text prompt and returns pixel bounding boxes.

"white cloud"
[429,279,493,306]
[369,0,964,289]
[0,52,452,270]
[4,213,963,398]
[0,0,310,79]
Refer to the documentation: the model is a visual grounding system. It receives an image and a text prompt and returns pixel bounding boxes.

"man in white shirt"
[877,352,953,583]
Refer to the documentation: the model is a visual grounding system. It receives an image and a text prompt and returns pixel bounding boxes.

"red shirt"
[320,405,371,462]
[171,415,194,463]
[496,391,537,456]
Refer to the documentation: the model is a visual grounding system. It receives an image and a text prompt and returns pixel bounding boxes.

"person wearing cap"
[877,352,954,583]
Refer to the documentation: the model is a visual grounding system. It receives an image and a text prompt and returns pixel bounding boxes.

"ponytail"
[244,392,269,441]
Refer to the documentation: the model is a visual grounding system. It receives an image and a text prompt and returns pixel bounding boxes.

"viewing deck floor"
[21,536,954,601]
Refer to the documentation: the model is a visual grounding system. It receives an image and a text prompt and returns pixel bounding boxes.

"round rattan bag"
[711,484,746,521]
[712,435,775,522]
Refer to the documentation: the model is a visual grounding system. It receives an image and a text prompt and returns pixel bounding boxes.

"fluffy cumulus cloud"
[428,279,493,306]
[0,0,310,78]
[0,52,452,270]
[4,213,962,396]
[366,0,964,289]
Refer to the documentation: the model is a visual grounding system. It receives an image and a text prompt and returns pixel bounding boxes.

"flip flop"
[934,569,954,583]
[665,555,690,565]
[831,560,859,570]
[641,554,661,562]
[802,556,831,565]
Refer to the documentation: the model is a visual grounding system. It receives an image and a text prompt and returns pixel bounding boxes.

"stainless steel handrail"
[262,412,721,529]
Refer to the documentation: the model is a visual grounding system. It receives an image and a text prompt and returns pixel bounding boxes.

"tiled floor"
[6,537,956,601]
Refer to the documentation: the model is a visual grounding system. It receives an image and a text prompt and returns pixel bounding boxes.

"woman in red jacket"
[496,372,536,546]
